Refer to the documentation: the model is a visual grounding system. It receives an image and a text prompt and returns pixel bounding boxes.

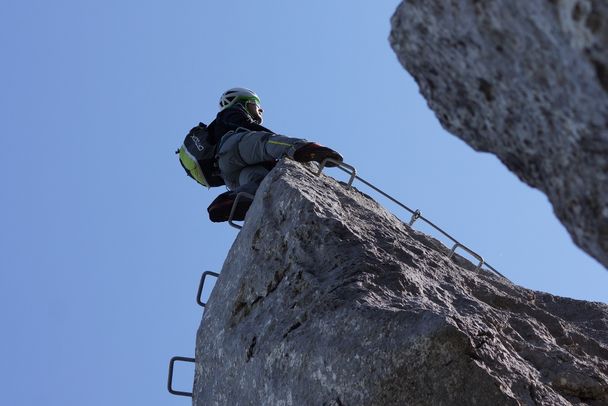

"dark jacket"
[207,103,273,145]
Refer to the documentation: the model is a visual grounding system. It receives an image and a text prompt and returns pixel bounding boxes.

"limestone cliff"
[194,160,608,405]
[389,0,608,269]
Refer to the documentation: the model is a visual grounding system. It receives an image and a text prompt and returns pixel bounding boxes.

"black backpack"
[176,122,225,188]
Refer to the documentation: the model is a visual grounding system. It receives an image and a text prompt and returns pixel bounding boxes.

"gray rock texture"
[389,0,608,269]
[194,160,608,405]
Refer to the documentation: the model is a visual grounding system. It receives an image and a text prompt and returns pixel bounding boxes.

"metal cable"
[335,166,508,280]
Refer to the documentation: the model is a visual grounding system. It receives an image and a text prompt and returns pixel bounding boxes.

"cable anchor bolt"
[409,209,421,226]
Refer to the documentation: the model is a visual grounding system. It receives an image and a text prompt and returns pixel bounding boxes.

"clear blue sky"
[1,1,606,405]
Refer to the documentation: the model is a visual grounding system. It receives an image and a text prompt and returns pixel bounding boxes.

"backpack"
[176,122,225,188]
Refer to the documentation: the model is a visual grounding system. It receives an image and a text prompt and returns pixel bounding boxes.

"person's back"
[207,101,273,145]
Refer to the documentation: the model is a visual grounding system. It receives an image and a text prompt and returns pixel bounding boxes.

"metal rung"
[167,356,195,397]
[197,271,219,308]
[228,192,255,230]
[314,159,357,188]
[449,243,485,271]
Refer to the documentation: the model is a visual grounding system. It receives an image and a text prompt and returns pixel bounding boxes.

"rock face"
[389,0,608,269]
[194,160,608,405]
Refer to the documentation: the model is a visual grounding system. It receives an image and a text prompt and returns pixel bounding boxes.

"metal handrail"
[197,271,219,308]
[167,356,195,397]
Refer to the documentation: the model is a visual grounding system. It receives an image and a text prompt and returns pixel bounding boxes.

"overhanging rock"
[194,160,608,405]
[389,0,608,269]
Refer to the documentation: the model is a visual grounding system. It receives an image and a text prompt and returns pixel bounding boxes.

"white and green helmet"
[219,87,261,111]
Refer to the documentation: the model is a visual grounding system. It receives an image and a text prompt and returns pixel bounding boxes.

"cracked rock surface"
[390,0,608,269]
[193,160,608,405]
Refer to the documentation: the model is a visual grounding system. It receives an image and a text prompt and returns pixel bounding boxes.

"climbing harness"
[227,158,508,280]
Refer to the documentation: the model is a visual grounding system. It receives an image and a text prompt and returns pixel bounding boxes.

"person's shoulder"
[219,104,252,124]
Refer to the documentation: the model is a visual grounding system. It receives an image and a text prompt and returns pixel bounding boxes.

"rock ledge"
[194,160,608,405]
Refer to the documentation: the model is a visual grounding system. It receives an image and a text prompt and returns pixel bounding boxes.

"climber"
[179,87,343,223]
